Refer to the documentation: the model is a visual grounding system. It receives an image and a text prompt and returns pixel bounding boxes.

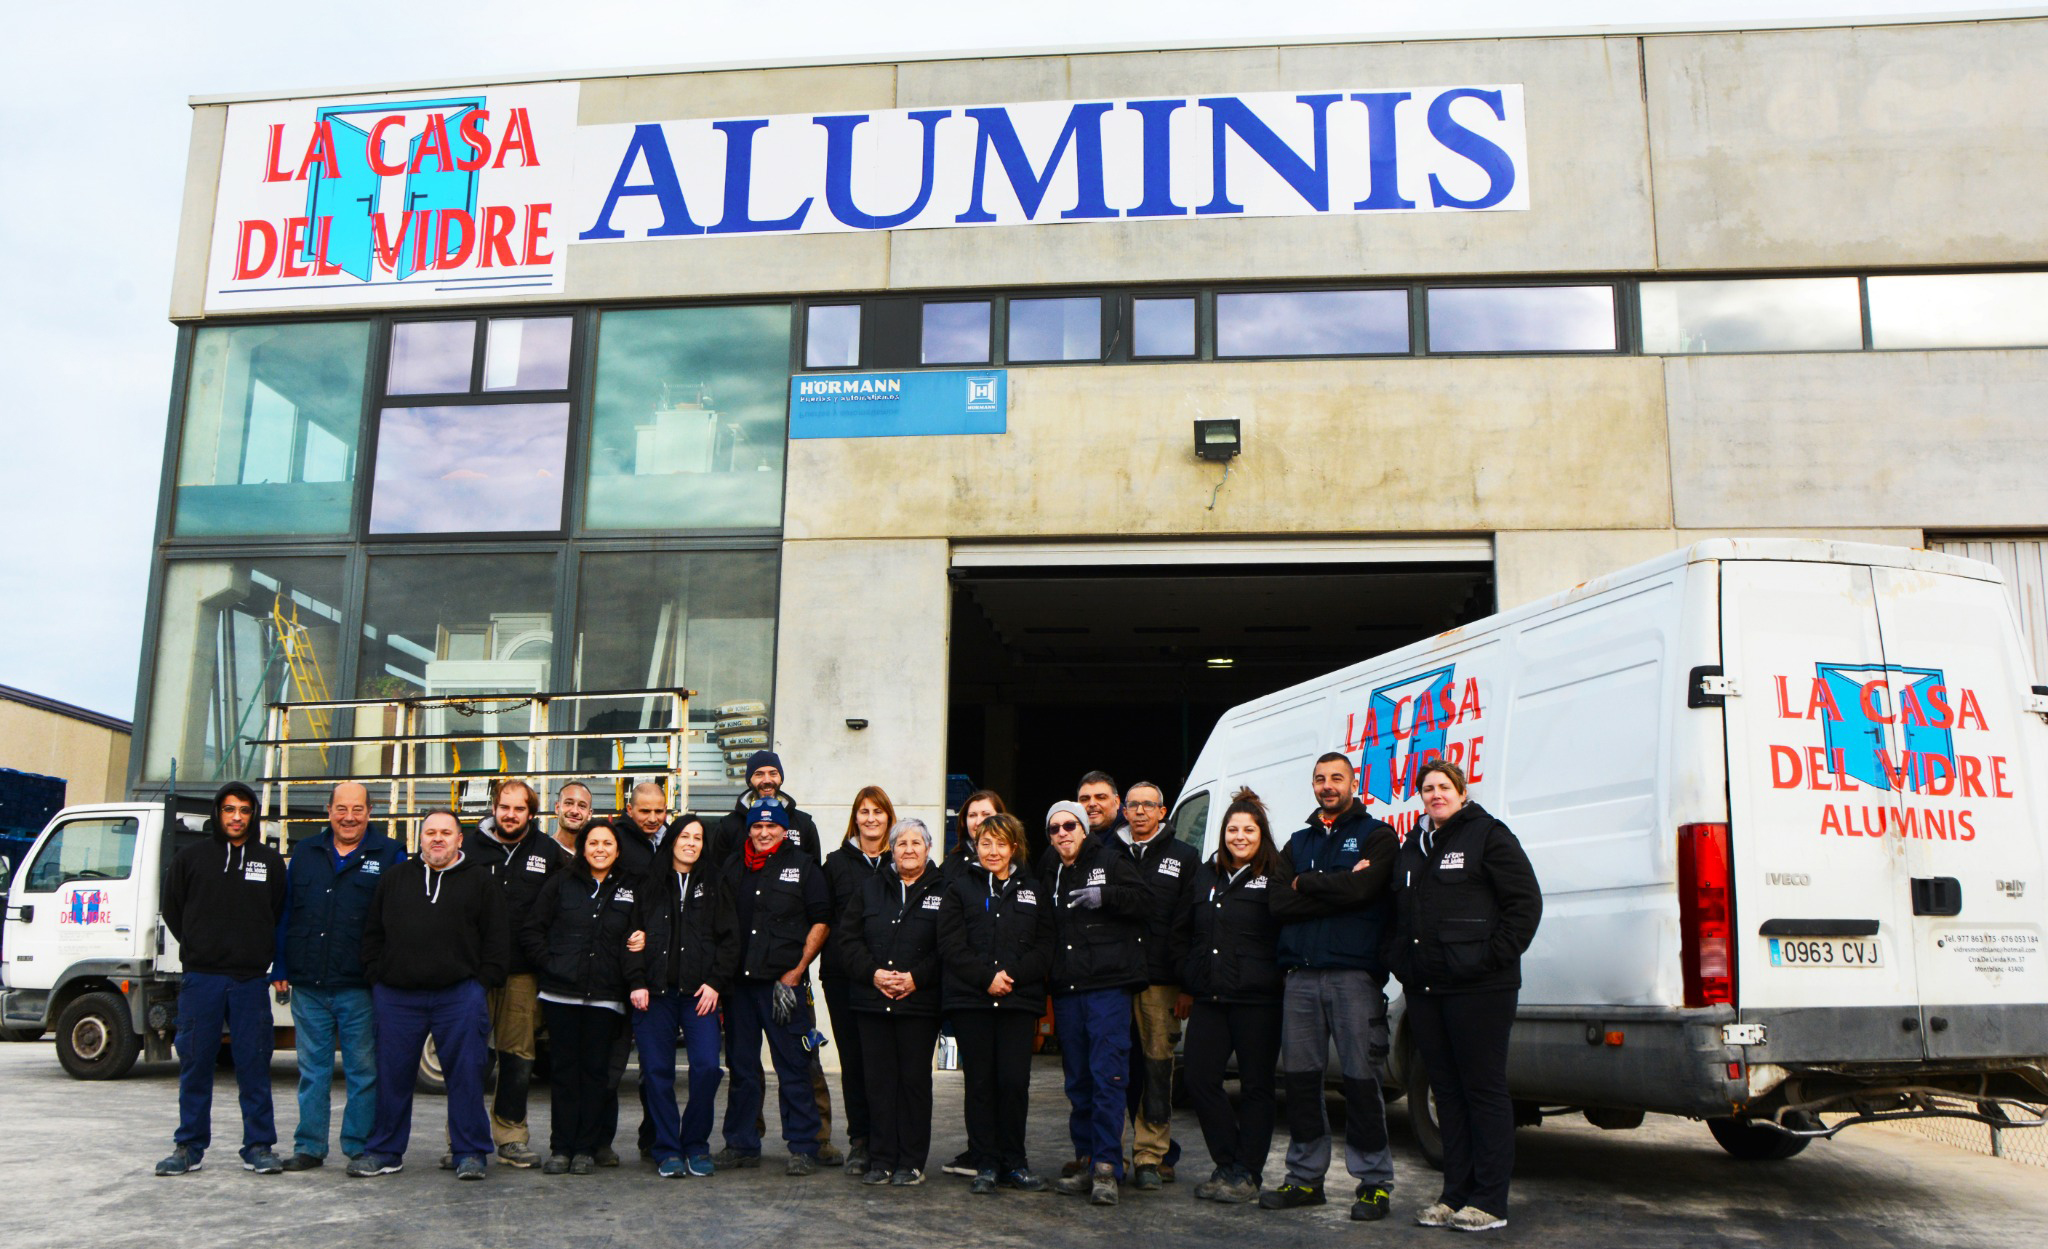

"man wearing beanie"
[710,751,822,867]
[156,781,288,1177]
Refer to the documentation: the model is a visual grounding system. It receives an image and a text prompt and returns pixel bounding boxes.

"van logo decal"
[1339,665,1487,821]
[1814,664,1956,792]
[1766,872,1810,887]
[62,890,111,926]
[1996,879,2027,899]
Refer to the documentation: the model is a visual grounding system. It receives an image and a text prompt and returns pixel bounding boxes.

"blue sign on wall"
[789,369,1007,439]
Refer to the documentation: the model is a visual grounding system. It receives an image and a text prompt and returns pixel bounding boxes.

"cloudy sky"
[0,0,2010,720]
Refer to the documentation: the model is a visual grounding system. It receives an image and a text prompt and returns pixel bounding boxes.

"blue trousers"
[365,981,491,1161]
[722,979,821,1156]
[1053,988,1133,1178]
[173,971,276,1160]
[289,986,377,1159]
[633,990,724,1161]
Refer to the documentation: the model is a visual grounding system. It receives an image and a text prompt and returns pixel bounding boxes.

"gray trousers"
[1280,968,1394,1191]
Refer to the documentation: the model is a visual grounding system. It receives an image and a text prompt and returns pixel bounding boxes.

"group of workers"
[156,746,1542,1231]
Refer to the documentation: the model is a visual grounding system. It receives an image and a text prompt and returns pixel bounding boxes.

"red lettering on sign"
[457,109,492,171]
[1926,684,1955,728]
[1958,755,1986,798]
[278,218,312,278]
[295,121,339,182]
[1898,685,1931,727]
[1820,804,1844,836]
[1922,753,1955,797]
[478,205,518,267]
[1959,810,1976,841]
[1805,746,1833,792]
[1956,688,1988,731]
[1859,681,1893,725]
[1457,678,1482,724]
[1466,736,1484,783]
[435,209,476,268]
[372,213,409,273]
[1828,749,1861,793]
[1776,675,1797,719]
[1992,755,2013,799]
[234,220,278,279]
[522,203,554,265]
[264,124,293,182]
[367,116,406,176]
[493,107,538,168]
[411,113,452,174]
[1770,745,1802,788]
[1806,679,1843,723]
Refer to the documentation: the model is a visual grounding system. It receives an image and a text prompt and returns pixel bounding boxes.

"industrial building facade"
[134,16,2048,835]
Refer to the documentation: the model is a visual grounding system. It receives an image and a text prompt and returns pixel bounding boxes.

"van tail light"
[1678,823,1734,1008]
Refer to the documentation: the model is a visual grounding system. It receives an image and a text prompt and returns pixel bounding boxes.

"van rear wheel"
[55,991,140,1080]
[1708,1117,1810,1161]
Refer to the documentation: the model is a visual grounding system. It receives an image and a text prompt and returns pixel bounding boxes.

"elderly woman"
[1389,759,1542,1234]
[834,817,948,1186]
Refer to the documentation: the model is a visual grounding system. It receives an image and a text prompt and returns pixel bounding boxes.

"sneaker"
[280,1152,324,1172]
[970,1169,998,1195]
[862,1167,891,1185]
[1159,1162,1177,1184]
[1132,1163,1162,1192]
[592,1146,621,1168]
[1416,1202,1459,1227]
[455,1156,487,1181]
[686,1154,715,1177]
[497,1141,541,1169]
[658,1157,688,1178]
[346,1153,402,1177]
[1089,1163,1119,1206]
[543,1154,571,1175]
[1216,1170,1260,1205]
[890,1168,926,1186]
[786,1152,819,1177]
[1259,1183,1326,1210]
[942,1150,979,1178]
[1053,1168,1094,1197]
[1194,1168,1228,1201]
[1448,1206,1507,1232]
[712,1148,760,1169]
[815,1142,844,1167]
[242,1147,284,1174]
[1000,1168,1048,1193]
[570,1154,596,1176]
[1352,1184,1391,1222]
[845,1141,870,1173]
[155,1147,203,1176]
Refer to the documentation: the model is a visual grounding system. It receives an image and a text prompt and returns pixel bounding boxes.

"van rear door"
[1868,565,2048,1059]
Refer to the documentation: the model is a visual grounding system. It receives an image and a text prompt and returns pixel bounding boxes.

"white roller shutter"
[1930,537,2048,681]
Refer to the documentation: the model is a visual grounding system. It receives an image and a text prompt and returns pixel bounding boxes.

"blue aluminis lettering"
[708,118,814,234]
[1426,88,1516,210]
[1349,92,1416,211]
[817,110,952,229]
[1197,94,1343,215]
[1123,99,1189,218]
[579,124,706,240]
[954,103,1116,223]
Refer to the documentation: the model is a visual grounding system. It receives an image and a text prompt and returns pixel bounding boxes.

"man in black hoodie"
[157,781,288,1178]
[350,810,509,1181]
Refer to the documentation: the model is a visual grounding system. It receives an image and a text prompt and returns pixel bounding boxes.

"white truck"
[1167,539,2048,1160]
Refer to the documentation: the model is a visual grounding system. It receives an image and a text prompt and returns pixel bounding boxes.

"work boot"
[1089,1162,1119,1206]
[890,1168,925,1186]
[1416,1202,1459,1227]
[1132,1163,1162,1191]
[815,1141,844,1167]
[569,1154,596,1176]
[543,1155,571,1175]
[1054,1166,1095,1196]
[1060,1157,1088,1178]
[1352,1183,1391,1221]
[786,1152,819,1177]
[712,1147,760,1169]
[1001,1168,1048,1192]
[1216,1169,1260,1204]
[1194,1168,1228,1201]
[1259,1182,1326,1210]
[971,1168,998,1195]
[454,1156,487,1181]
[845,1140,870,1174]
[1447,1206,1507,1232]
[497,1141,541,1169]
[592,1146,621,1168]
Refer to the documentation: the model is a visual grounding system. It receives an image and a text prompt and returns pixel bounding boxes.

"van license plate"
[1769,937,1883,968]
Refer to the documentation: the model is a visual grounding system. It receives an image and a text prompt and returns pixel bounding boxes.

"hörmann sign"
[205,83,1528,311]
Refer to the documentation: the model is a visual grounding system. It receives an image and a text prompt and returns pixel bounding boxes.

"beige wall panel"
[563,232,891,300]
[1645,20,2048,269]
[786,357,1670,541]
[1067,47,1287,99]
[1495,526,1924,610]
[0,705,131,806]
[577,63,898,125]
[170,107,229,321]
[894,54,1074,107]
[1667,351,2048,529]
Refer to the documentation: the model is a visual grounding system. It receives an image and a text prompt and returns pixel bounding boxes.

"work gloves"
[1065,886,1103,911]
[771,980,801,1025]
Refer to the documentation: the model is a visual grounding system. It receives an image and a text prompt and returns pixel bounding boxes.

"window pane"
[1216,290,1408,356]
[1427,286,1616,352]
[586,305,793,531]
[172,322,369,536]
[22,817,138,893]
[483,317,573,391]
[806,305,861,368]
[387,320,476,395]
[922,301,991,364]
[142,556,347,782]
[573,549,779,799]
[1868,273,2048,349]
[1640,278,1863,354]
[1008,297,1101,362]
[368,403,569,534]
[1134,297,1197,357]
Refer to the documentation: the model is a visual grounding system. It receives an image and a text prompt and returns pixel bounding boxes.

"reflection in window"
[142,557,347,782]
[922,301,991,364]
[572,549,779,798]
[1133,297,1197,358]
[1427,286,1616,353]
[806,305,861,369]
[368,403,569,534]
[22,818,138,893]
[1868,273,2048,349]
[387,320,477,395]
[1216,290,1408,356]
[586,305,792,531]
[172,322,369,536]
[1008,298,1101,362]
[1640,278,1863,354]
[483,317,574,391]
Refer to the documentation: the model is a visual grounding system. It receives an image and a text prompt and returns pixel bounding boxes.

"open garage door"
[946,538,1495,833]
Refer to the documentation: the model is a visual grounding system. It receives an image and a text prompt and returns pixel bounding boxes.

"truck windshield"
[22,818,139,893]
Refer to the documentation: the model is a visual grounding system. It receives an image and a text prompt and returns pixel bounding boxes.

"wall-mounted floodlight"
[1193,418,1242,461]
[845,718,869,730]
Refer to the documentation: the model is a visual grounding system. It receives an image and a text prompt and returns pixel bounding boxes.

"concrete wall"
[0,703,132,806]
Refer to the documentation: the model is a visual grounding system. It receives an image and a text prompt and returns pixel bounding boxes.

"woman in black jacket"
[1180,787,1291,1205]
[835,817,947,1186]
[1039,801,1146,1207]
[518,823,637,1175]
[1388,759,1542,1233]
[624,816,737,1178]
[820,785,895,1174]
[935,812,1052,1195]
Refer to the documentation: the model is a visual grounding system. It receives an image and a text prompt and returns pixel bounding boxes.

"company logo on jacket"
[779,867,802,883]
[1158,859,1182,877]
[363,859,382,875]
[1441,851,1466,870]
[244,861,268,882]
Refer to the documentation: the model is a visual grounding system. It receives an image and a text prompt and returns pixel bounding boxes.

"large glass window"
[368,403,571,534]
[572,549,779,798]
[922,301,992,364]
[1427,286,1617,353]
[142,556,348,782]
[172,322,370,536]
[1133,297,1197,358]
[1216,290,1409,357]
[585,305,793,531]
[805,305,861,369]
[1868,273,2048,349]
[1639,278,1863,354]
[1008,298,1103,363]
[22,817,138,893]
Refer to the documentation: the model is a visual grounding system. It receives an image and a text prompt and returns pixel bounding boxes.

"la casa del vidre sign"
[207,83,1528,310]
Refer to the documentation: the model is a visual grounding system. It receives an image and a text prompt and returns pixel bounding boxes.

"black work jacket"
[1387,802,1543,995]
[723,839,830,981]
[1116,830,1201,985]
[1180,857,1291,1005]
[821,840,890,982]
[834,867,948,1017]
[1039,837,1147,996]
[519,865,637,1002]
[624,867,738,997]
[937,865,1054,1015]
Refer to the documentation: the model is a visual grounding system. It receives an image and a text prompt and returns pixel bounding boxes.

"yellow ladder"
[271,594,333,764]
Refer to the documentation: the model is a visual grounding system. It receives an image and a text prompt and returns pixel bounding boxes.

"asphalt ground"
[4,1041,2045,1249]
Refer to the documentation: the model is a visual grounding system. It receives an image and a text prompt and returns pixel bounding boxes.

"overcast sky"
[0,0,2015,721]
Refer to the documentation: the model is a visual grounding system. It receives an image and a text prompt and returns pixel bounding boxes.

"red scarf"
[743,835,781,872]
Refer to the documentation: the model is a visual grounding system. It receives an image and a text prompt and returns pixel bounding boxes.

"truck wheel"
[1707,1117,1810,1161]
[55,991,141,1080]
[1402,1032,1445,1169]
[416,1038,498,1095]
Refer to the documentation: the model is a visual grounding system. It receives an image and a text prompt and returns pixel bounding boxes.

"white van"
[1166,540,2048,1160]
